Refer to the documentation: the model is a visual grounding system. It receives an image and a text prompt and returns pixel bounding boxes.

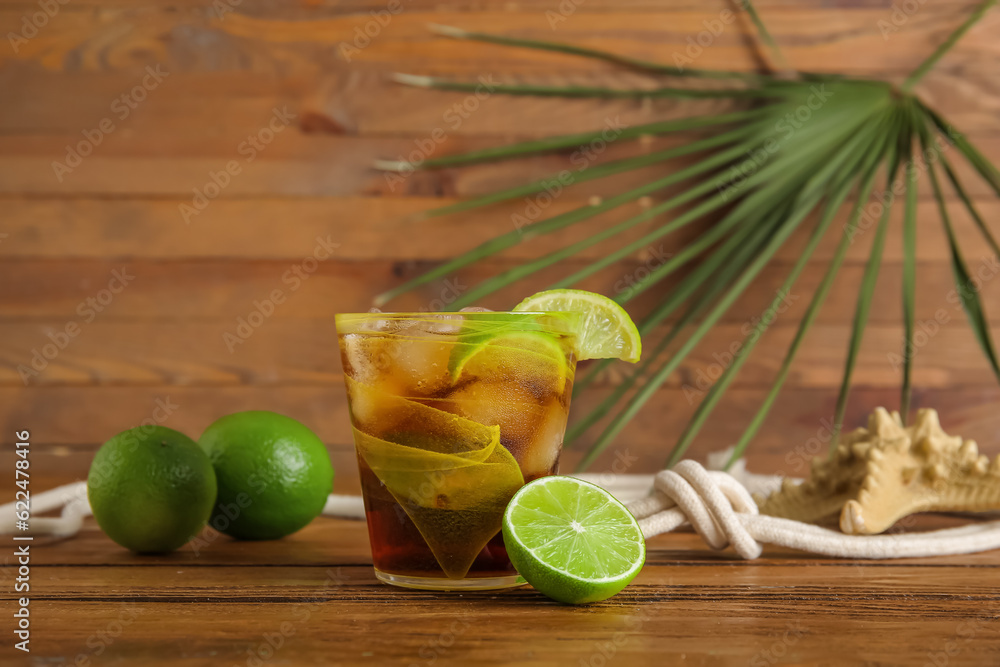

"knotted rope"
[623,461,1000,559]
[5,460,1000,559]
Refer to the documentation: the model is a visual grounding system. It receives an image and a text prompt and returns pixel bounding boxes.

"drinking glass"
[335,311,578,590]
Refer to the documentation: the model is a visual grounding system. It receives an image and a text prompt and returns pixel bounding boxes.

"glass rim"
[335,311,580,335]
[335,311,575,318]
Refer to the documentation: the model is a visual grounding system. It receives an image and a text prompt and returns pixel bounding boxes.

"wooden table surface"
[2,514,999,666]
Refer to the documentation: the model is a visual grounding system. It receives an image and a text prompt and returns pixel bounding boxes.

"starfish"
[755,407,1000,535]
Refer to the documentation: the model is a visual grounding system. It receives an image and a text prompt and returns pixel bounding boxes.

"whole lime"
[198,411,334,540]
[87,426,217,553]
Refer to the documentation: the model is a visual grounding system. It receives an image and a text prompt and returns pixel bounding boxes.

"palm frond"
[426,23,761,80]
[375,108,772,172]
[405,121,764,220]
[900,131,919,424]
[921,102,1000,195]
[918,117,1000,383]
[935,152,1000,259]
[374,1,1000,469]
[673,120,893,465]
[724,129,890,467]
[392,73,778,99]
[585,119,888,470]
[829,137,901,451]
[901,0,998,93]
[375,130,768,307]
[565,206,781,449]
[740,0,790,73]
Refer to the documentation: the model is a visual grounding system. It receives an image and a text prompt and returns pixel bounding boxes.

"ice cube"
[340,333,379,385]
[358,308,393,332]
[387,331,454,396]
[443,379,549,459]
[344,375,403,434]
[455,337,570,400]
[518,404,569,476]
[423,314,464,335]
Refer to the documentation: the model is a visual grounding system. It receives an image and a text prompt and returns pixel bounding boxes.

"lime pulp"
[513,289,641,363]
[502,476,645,604]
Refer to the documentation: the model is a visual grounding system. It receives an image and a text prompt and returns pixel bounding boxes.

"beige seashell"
[756,407,1000,535]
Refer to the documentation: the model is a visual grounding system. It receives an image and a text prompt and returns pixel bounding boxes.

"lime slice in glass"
[448,331,570,389]
[502,476,645,604]
[513,289,641,363]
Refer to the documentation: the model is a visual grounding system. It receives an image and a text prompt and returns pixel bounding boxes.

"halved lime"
[502,476,645,604]
[513,290,641,363]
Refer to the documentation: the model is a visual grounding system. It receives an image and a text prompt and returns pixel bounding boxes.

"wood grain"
[0,0,986,10]
[0,519,998,667]
[1,132,995,200]
[3,6,997,77]
[1,196,998,262]
[2,320,999,388]
[3,384,998,466]
[2,257,1000,324]
[1,67,998,137]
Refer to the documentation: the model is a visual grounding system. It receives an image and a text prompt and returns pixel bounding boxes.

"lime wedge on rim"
[513,289,641,363]
[502,476,645,604]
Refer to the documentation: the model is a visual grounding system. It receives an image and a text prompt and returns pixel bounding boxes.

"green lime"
[198,411,333,540]
[87,426,217,553]
[448,331,571,390]
[514,289,641,363]
[502,476,645,604]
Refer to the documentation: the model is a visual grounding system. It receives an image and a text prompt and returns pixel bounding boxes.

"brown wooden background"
[2,0,1000,495]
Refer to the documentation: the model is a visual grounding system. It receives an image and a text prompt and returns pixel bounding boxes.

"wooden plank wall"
[1,0,999,494]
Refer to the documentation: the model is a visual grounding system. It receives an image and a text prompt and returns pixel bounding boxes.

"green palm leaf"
[426,23,762,80]
[565,205,784,452]
[672,118,893,465]
[402,120,764,220]
[376,108,772,171]
[373,0,1000,469]
[919,116,1000,383]
[392,73,778,100]
[900,103,919,424]
[725,130,890,468]
[829,145,900,450]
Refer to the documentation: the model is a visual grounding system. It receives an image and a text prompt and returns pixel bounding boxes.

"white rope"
[627,461,1000,559]
[4,461,1000,559]
[1,481,92,538]
[0,483,366,538]
[322,494,366,519]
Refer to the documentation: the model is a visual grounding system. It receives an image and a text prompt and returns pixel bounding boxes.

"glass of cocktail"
[336,311,578,590]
